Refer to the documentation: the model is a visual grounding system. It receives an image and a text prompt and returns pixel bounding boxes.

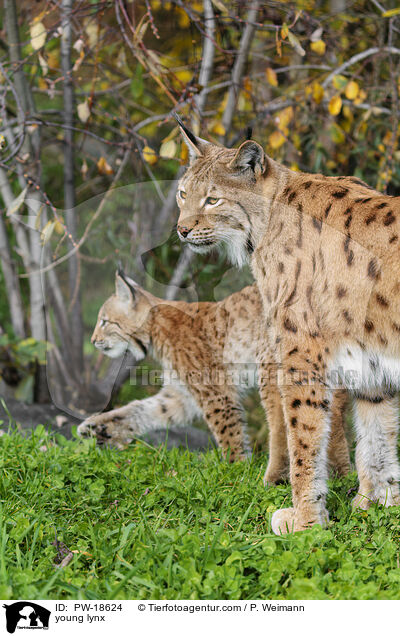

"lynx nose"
[177,225,191,238]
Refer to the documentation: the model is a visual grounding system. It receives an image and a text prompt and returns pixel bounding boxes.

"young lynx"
[174,115,400,534]
[78,271,350,479]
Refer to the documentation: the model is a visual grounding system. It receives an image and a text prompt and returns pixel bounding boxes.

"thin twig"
[19,146,132,278]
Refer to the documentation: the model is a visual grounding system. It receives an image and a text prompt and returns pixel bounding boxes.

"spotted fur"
[175,123,400,533]
[78,272,350,475]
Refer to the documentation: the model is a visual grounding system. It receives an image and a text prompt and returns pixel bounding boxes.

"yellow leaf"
[143,145,157,165]
[342,105,353,121]
[281,24,289,39]
[243,77,252,94]
[38,77,47,90]
[180,142,188,164]
[312,82,324,104]
[159,139,177,159]
[85,23,98,48]
[97,156,113,175]
[333,75,347,91]
[357,89,367,103]
[328,95,342,116]
[330,123,345,144]
[382,7,400,17]
[178,9,190,28]
[287,30,305,56]
[268,131,286,150]
[54,218,64,234]
[345,80,359,100]
[276,106,293,131]
[210,121,225,136]
[175,70,192,84]
[310,40,326,55]
[38,53,48,76]
[266,67,278,87]
[211,0,228,12]
[47,51,59,69]
[77,101,90,123]
[41,220,56,245]
[30,21,47,51]
[7,187,27,216]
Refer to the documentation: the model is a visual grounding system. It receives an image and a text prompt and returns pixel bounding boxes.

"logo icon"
[3,602,51,633]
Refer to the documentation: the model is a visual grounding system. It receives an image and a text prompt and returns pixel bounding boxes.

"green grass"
[1,426,400,600]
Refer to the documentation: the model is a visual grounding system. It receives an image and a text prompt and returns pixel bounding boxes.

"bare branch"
[322,46,400,88]
[221,0,260,142]
[61,0,83,370]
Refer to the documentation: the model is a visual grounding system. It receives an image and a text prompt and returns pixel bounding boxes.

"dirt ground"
[0,396,215,451]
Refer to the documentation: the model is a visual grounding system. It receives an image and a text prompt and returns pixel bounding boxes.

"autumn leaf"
[97,156,113,175]
[345,80,359,100]
[382,7,400,17]
[328,95,342,116]
[54,218,65,234]
[333,75,347,91]
[41,220,56,245]
[143,145,157,165]
[276,106,293,132]
[310,40,326,55]
[159,139,177,159]
[312,82,324,104]
[268,131,286,150]
[180,142,189,164]
[287,30,305,56]
[281,23,289,39]
[266,68,278,87]
[210,121,225,136]
[7,187,27,216]
[30,21,47,51]
[330,123,345,144]
[77,101,91,123]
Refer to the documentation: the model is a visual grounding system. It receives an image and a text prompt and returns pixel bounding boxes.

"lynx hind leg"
[352,394,400,510]
[327,390,351,477]
[192,385,250,461]
[259,378,289,486]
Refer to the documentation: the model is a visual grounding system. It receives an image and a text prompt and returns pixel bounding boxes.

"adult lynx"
[175,115,400,533]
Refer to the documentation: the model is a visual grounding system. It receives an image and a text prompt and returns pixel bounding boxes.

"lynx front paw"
[77,415,136,449]
[77,419,97,438]
[271,506,329,535]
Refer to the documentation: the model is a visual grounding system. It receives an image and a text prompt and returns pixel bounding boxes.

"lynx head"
[175,115,268,268]
[91,270,153,361]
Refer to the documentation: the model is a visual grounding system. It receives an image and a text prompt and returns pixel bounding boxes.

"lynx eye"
[205,196,219,206]
[179,190,186,200]
[99,318,108,327]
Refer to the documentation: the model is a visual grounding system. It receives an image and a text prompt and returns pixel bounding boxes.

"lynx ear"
[173,113,208,162]
[115,269,136,304]
[228,140,266,177]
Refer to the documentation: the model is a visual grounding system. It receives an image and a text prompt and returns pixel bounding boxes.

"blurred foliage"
[0,335,49,403]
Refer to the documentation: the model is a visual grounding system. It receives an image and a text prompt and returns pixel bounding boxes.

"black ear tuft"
[173,112,209,162]
[228,140,266,177]
[173,113,200,149]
